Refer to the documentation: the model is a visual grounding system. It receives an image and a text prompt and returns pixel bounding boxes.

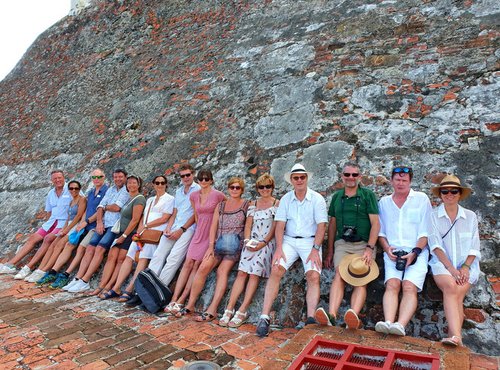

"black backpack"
[134,268,172,313]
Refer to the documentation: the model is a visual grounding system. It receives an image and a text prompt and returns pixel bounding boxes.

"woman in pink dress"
[164,169,225,314]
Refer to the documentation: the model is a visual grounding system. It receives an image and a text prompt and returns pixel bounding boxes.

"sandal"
[165,301,184,314]
[175,307,193,318]
[228,311,248,328]
[117,291,133,302]
[441,336,462,347]
[100,289,120,300]
[89,287,105,296]
[195,312,216,322]
[219,309,235,327]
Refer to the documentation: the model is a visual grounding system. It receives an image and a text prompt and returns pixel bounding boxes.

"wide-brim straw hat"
[431,174,472,201]
[284,163,313,184]
[339,254,379,287]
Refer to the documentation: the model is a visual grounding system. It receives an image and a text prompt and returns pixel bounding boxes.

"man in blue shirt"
[0,170,71,276]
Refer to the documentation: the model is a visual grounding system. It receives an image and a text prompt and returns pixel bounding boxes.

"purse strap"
[144,198,154,225]
[442,218,458,239]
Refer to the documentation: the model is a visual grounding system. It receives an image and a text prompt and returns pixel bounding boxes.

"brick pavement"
[0,275,297,369]
[1,274,498,369]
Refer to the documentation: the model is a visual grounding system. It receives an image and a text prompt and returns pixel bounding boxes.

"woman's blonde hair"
[255,173,275,190]
[227,176,245,192]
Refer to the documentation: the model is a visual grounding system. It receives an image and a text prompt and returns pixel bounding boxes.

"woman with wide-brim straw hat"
[428,174,480,347]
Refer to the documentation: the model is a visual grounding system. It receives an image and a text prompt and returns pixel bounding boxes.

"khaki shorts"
[79,229,95,247]
[333,239,371,268]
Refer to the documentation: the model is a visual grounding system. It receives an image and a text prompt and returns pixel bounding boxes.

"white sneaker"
[375,321,392,334]
[68,279,90,293]
[389,322,406,336]
[14,266,32,280]
[62,278,78,291]
[25,269,46,283]
[0,264,18,274]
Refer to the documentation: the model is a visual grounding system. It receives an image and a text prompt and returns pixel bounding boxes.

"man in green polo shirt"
[315,162,380,329]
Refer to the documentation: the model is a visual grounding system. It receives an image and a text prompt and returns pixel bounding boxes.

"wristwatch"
[180,226,187,232]
[312,244,321,251]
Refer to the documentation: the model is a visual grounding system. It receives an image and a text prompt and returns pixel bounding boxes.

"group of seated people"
[0,162,480,347]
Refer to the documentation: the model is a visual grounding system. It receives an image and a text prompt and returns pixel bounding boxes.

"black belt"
[291,235,315,239]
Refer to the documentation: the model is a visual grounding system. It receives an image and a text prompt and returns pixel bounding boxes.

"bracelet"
[461,263,471,269]
[180,226,187,232]
[365,244,374,250]
[122,234,128,238]
[260,239,268,245]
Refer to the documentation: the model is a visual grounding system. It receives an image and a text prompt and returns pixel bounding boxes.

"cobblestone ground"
[0,275,297,369]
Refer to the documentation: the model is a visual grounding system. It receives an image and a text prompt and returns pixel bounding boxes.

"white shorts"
[278,236,321,274]
[126,241,156,260]
[383,248,429,292]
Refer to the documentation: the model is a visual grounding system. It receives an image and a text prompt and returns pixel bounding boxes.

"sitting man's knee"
[386,279,401,292]
[402,280,417,294]
[306,271,320,284]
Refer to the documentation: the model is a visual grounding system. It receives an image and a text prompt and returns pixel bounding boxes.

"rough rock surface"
[0,0,499,356]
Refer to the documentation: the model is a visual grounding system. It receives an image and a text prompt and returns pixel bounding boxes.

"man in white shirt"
[375,166,431,336]
[256,164,328,337]
[0,170,71,276]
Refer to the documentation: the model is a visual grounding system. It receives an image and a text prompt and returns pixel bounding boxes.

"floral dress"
[238,201,277,277]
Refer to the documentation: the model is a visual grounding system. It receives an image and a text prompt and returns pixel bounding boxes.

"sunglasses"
[91,175,104,179]
[179,173,192,178]
[198,177,211,182]
[393,167,412,174]
[440,189,460,195]
[154,181,166,185]
[229,185,242,190]
[68,187,80,191]
[343,173,359,178]
[258,185,273,190]
[291,175,307,181]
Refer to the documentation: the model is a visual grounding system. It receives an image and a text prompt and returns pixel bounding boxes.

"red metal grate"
[289,337,440,370]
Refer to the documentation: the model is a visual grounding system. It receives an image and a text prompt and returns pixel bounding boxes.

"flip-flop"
[117,291,133,302]
[195,312,216,322]
[100,289,120,300]
[441,336,462,347]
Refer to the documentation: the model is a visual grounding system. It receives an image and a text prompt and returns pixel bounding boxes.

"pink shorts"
[36,222,60,238]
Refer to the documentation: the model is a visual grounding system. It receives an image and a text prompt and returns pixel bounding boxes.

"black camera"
[393,250,408,271]
[342,226,361,242]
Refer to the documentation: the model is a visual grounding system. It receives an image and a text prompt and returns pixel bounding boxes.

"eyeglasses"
[229,185,242,190]
[343,173,359,178]
[291,175,307,181]
[69,187,80,191]
[393,167,413,174]
[198,177,211,182]
[91,175,104,179]
[258,185,273,190]
[179,173,192,178]
[154,181,166,186]
[440,189,460,195]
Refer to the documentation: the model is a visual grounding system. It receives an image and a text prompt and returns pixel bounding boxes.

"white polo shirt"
[379,189,431,250]
[41,184,72,230]
[275,187,328,238]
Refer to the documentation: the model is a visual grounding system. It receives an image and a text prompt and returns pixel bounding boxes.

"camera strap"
[340,194,361,230]
[441,218,458,239]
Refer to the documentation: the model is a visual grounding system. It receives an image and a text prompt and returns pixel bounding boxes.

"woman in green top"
[97,175,146,299]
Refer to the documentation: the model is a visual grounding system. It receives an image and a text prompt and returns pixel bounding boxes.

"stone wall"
[0,0,498,355]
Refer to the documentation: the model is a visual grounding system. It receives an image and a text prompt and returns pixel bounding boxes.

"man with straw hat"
[255,163,328,337]
[316,162,380,329]
[375,166,432,336]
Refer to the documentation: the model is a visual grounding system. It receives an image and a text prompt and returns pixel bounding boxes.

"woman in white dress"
[428,175,480,347]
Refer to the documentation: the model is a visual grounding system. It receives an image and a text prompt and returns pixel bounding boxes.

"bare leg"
[225,271,249,311]
[261,266,286,316]
[177,261,201,304]
[171,259,196,302]
[65,245,86,274]
[329,267,346,317]
[124,258,149,293]
[104,249,127,290]
[80,246,106,282]
[183,256,218,311]
[8,233,44,265]
[350,285,367,314]
[24,234,57,269]
[93,247,119,288]
[382,278,401,322]
[52,242,76,272]
[112,257,134,292]
[305,270,320,318]
[75,245,96,278]
[39,236,68,271]
[205,260,236,316]
[396,281,418,326]
[238,274,260,313]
